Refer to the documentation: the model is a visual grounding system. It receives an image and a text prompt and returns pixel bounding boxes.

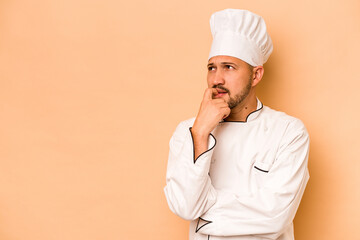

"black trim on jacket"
[189,127,217,164]
[222,102,264,123]
[195,217,212,233]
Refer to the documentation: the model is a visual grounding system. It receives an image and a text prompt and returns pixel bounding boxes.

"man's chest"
[209,122,286,193]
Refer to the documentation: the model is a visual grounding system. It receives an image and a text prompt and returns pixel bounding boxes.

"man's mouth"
[216,88,227,94]
[213,86,229,98]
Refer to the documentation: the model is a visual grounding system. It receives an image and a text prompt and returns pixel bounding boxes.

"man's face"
[207,55,253,109]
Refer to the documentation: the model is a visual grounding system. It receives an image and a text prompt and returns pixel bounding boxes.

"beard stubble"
[213,75,253,109]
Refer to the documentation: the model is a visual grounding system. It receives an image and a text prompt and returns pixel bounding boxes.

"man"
[164,9,309,240]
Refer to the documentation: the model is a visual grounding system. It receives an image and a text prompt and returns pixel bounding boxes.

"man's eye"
[225,65,234,69]
[208,66,216,71]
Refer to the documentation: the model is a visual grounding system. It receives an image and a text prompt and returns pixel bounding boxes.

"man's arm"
[191,88,230,161]
[164,120,217,220]
[164,88,230,220]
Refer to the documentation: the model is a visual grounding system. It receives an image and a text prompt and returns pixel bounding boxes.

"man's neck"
[224,94,258,122]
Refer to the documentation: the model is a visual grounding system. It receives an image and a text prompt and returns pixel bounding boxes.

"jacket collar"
[245,98,263,122]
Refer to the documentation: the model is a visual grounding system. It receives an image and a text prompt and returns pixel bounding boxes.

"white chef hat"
[208,9,273,66]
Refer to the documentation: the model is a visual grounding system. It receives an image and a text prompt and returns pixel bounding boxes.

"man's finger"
[203,88,218,101]
[203,88,213,101]
[214,102,229,109]
[212,98,227,104]
[211,88,219,99]
[222,107,231,119]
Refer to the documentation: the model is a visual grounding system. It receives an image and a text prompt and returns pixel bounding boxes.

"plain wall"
[0,0,359,239]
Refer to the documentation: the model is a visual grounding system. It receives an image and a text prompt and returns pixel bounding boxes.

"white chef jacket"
[164,100,310,240]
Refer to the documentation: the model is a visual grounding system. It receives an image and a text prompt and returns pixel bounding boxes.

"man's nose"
[213,70,225,85]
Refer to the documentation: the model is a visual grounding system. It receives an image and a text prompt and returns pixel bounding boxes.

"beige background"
[0,0,359,239]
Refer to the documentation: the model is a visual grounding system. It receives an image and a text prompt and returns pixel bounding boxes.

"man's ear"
[251,66,264,87]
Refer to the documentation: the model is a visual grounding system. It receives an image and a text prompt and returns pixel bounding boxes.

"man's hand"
[191,88,230,161]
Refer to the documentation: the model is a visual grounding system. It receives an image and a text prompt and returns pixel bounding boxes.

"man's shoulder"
[261,105,307,130]
[172,117,196,134]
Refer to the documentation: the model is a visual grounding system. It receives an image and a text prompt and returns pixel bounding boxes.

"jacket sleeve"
[197,119,310,239]
[164,120,218,220]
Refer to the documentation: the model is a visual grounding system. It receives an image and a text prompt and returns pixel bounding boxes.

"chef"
[164,9,309,240]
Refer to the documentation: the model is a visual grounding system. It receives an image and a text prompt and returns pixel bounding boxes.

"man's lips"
[216,88,227,93]
[214,88,228,97]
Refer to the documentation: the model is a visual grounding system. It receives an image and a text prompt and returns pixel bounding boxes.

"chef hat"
[208,9,273,66]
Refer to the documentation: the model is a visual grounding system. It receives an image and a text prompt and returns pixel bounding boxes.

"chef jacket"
[164,100,310,240]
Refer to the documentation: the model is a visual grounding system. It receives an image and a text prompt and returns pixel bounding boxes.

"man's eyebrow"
[207,62,238,67]
[220,62,238,66]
